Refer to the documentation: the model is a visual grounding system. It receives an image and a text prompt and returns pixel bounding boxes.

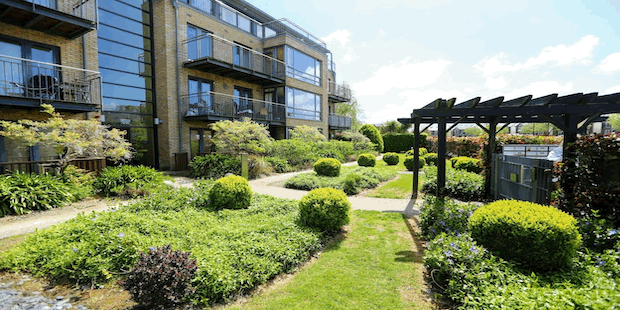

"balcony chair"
[12,74,61,100]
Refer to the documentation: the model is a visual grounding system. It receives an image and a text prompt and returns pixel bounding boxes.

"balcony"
[263,18,328,53]
[182,33,285,85]
[0,0,97,39]
[183,90,285,125]
[328,81,352,103]
[328,114,351,129]
[0,55,101,112]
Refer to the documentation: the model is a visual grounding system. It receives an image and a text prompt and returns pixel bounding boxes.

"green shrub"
[357,153,376,167]
[209,175,252,210]
[359,124,384,152]
[450,156,469,168]
[422,166,484,201]
[403,156,425,171]
[264,156,292,173]
[265,139,316,169]
[405,147,428,157]
[454,157,482,174]
[313,158,341,177]
[419,196,479,240]
[93,165,169,198]
[332,130,372,143]
[248,155,272,179]
[189,153,241,180]
[316,141,354,163]
[61,165,95,202]
[299,188,351,232]
[383,133,412,152]
[122,245,197,309]
[423,153,439,166]
[383,153,399,165]
[284,167,395,194]
[0,172,72,217]
[469,200,582,271]
[342,173,362,195]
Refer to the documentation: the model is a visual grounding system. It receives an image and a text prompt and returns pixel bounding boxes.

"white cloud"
[343,54,352,63]
[475,35,599,77]
[485,76,507,90]
[377,29,386,39]
[502,81,574,100]
[594,52,620,75]
[603,85,620,95]
[352,59,451,96]
[321,29,351,48]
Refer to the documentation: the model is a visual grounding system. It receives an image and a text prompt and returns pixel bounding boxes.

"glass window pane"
[98,38,150,63]
[189,0,211,13]
[99,53,151,76]
[221,6,236,25]
[0,40,23,96]
[100,1,146,20]
[103,83,148,101]
[238,15,251,32]
[100,68,152,89]
[99,24,151,50]
[4,136,29,162]
[100,10,150,37]
[103,98,152,113]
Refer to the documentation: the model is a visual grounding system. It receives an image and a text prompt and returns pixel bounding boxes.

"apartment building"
[0,0,352,170]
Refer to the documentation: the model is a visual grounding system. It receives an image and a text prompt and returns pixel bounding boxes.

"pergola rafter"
[398,91,620,199]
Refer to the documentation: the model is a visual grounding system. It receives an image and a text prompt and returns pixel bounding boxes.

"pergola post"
[486,117,498,198]
[412,117,420,198]
[561,114,580,205]
[437,116,447,198]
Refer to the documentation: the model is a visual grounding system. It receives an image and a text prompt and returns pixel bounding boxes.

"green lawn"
[226,211,435,310]
[364,154,425,199]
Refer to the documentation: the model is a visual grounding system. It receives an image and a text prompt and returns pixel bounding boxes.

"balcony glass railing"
[25,0,98,22]
[0,54,101,106]
[182,33,286,80]
[180,0,327,52]
[183,91,286,122]
[328,81,352,101]
[328,114,352,128]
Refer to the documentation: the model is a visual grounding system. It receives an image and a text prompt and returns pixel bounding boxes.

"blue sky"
[247,0,620,124]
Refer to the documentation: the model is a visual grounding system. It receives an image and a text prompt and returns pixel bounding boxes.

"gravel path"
[0,278,87,310]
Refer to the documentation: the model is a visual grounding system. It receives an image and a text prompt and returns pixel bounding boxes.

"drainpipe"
[172,0,183,154]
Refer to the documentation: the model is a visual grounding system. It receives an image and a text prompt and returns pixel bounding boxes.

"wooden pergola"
[398,92,620,199]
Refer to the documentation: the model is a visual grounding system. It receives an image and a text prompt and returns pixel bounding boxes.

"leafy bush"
[122,245,197,309]
[469,200,582,271]
[576,211,620,253]
[316,140,355,163]
[333,130,371,143]
[209,175,252,210]
[264,156,292,173]
[248,155,272,179]
[403,156,425,171]
[189,153,241,180]
[210,118,272,155]
[0,172,72,217]
[423,153,439,166]
[313,158,341,177]
[383,153,399,165]
[553,133,620,227]
[299,188,351,233]
[93,165,169,197]
[422,166,484,201]
[284,167,396,195]
[60,165,95,202]
[406,147,428,157]
[289,125,326,143]
[359,124,384,152]
[419,196,480,240]
[265,139,316,169]
[383,133,413,152]
[453,157,482,174]
[357,153,376,167]
[342,173,362,195]
[0,193,323,306]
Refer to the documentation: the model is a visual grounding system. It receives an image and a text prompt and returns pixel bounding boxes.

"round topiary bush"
[299,188,351,232]
[313,158,341,177]
[359,124,384,152]
[383,153,399,165]
[424,153,439,166]
[406,148,428,157]
[468,200,582,271]
[357,153,376,167]
[403,156,425,171]
[454,157,482,174]
[343,173,362,195]
[209,175,252,210]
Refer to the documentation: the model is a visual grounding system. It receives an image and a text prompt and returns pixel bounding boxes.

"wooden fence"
[0,157,106,175]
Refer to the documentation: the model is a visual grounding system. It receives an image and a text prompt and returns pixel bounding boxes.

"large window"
[190,129,212,159]
[185,0,212,14]
[234,42,251,68]
[187,24,212,60]
[188,77,213,114]
[285,46,321,86]
[234,86,253,117]
[286,87,321,121]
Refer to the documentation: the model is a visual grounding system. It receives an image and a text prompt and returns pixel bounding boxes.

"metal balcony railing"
[328,81,352,101]
[329,60,336,73]
[26,0,98,23]
[181,33,286,81]
[328,114,352,128]
[183,90,286,123]
[263,18,327,51]
[0,54,101,106]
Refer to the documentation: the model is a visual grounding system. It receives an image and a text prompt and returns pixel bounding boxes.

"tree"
[608,114,620,131]
[464,126,486,137]
[520,123,560,135]
[379,120,411,134]
[335,82,364,131]
[359,124,384,152]
[210,118,272,155]
[0,104,131,172]
[289,125,327,143]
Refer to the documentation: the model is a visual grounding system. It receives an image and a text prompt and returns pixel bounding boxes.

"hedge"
[383,133,428,153]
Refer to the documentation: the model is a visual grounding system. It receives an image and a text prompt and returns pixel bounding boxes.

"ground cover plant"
[420,196,620,309]
[93,165,171,197]
[0,187,324,307]
[422,166,485,201]
[0,172,72,217]
[284,166,396,195]
[226,211,434,310]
